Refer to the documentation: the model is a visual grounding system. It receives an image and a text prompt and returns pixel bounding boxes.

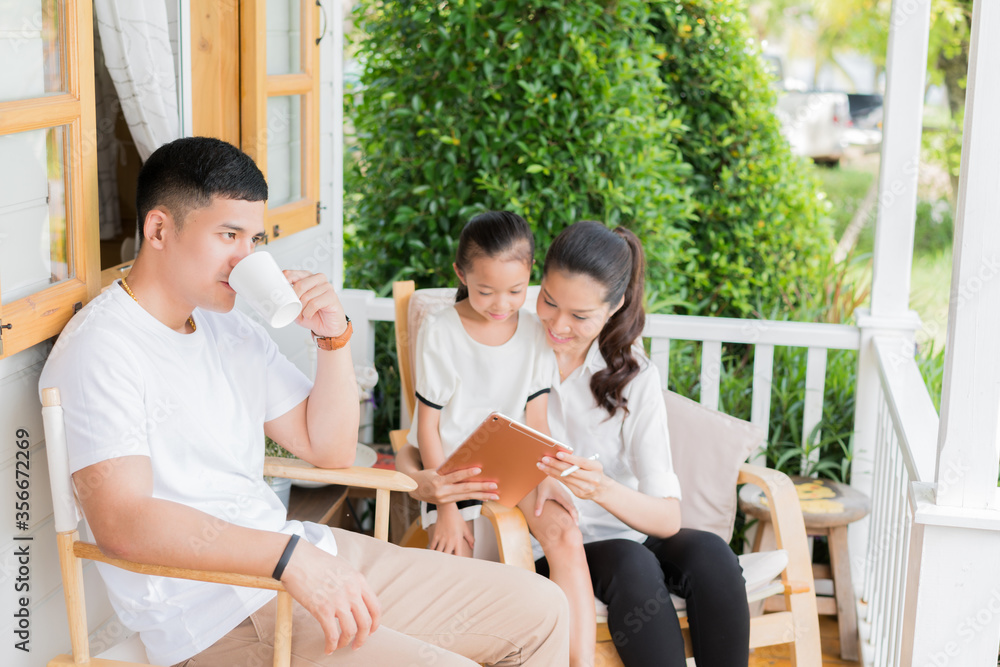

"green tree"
[345,0,694,303]
[649,1,833,316]
[347,0,833,320]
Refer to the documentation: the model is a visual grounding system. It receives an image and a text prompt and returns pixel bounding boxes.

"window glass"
[266,94,302,208]
[0,124,71,302]
[0,0,65,102]
[266,0,301,76]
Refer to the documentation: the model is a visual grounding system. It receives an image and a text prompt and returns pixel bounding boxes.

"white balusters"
[699,340,722,410]
[802,347,828,472]
[749,344,774,465]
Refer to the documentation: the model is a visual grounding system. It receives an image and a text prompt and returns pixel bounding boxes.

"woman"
[398,221,749,666]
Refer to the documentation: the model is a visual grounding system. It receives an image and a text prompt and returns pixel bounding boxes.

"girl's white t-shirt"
[39,284,324,666]
[407,307,556,457]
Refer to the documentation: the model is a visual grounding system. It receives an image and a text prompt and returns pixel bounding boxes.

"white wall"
[0,343,122,664]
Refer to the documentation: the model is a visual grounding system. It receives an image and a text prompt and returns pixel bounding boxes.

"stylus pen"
[560,453,600,477]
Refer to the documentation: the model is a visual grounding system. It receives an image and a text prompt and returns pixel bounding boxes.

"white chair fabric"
[593,549,789,620]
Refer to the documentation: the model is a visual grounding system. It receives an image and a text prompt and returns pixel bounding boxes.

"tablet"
[437,412,573,508]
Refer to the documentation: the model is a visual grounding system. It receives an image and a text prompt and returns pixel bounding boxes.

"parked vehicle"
[764,54,853,165]
[843,93,884,150]
[774,90,852,165]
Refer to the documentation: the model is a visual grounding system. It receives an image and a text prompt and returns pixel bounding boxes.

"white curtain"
[93,0,180,163]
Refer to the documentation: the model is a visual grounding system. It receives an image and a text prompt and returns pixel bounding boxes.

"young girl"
[408,210,596,666]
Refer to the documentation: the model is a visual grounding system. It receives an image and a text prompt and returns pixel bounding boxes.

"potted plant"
[264,436,296,509]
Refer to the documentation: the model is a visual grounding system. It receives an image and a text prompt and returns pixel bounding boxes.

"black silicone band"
[272,534,301,581]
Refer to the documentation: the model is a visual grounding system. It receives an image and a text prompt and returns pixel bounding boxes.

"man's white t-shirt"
[39,284,329,666]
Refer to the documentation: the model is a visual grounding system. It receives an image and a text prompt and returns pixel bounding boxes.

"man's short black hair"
[135,137,268,240]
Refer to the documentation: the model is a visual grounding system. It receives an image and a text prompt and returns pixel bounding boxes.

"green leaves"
[648,0,833,317]
[345,0,694,296]
[345,0,832,322]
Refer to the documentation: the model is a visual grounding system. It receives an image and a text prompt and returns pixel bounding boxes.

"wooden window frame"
[0,0,99,359]
[241,0,321,241]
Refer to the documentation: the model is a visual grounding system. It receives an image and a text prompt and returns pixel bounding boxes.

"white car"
[774,90,852,165]
[763,54,852,165]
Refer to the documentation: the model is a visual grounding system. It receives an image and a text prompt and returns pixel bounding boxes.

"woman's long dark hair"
[454,211,535,302]
[543,221,646,417]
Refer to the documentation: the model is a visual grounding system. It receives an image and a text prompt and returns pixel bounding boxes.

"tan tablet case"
[437,412,572,508]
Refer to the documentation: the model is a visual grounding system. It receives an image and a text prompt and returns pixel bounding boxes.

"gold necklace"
[120,276,196,332]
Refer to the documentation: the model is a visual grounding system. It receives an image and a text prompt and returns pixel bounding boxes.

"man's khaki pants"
[173,527,569,666]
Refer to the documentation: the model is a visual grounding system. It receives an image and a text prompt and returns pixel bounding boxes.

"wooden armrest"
[72,540,283,592]
[737,463,815,588]
[389,429,409,454]
[49,655,147,666]
[481,501,535,572]
[785,580,813,596]
[263,456,416,493]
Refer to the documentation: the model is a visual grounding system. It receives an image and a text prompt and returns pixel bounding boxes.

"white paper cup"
[228,251,302,328]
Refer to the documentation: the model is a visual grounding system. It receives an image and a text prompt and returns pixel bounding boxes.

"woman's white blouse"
[548,340,682,546]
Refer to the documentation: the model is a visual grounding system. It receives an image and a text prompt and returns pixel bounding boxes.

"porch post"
[933,0,1000,512]
[901,1,1000,664]
[319,0,345,289]
[849,0,930,592]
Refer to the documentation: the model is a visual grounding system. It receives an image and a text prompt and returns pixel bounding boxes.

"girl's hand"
[538,451,607,502]
[408,466,500,505]
[428,505,474,555]
[284,270,349,337]
[533,476,578,522]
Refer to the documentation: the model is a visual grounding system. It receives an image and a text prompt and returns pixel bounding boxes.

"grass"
[910,248,952,361]
[813,165,877,242]
[811,158,951,403]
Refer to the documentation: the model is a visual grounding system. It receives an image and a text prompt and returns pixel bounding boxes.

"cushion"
[592,549,788,620]
[665,390,765,542]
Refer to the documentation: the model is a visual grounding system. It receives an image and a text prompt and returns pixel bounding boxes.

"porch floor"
[748,615,860,666]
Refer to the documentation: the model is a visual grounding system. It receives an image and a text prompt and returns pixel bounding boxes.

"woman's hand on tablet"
[539,451,608,502]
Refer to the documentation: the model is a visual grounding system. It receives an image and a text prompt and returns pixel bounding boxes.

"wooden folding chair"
[41,387,416,667]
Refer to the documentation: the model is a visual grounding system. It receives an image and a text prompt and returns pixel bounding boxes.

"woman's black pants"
[536,528,750,666]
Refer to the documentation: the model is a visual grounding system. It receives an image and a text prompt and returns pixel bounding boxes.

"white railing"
[642,314,860,464]
[858,335,939,666]
[342,288,862,470]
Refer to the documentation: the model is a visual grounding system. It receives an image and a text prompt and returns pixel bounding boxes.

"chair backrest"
[41,388,95,663]
[393,281,457,421]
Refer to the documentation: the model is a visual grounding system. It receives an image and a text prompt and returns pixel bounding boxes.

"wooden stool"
[739,476,870,661]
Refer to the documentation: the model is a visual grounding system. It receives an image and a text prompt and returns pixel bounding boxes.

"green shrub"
[648,0,834,317]
[345,0,853,457]
[345,0,694,301]
[345,0,834,320]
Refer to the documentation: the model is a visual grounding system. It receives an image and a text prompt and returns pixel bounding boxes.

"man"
[41,137,568,666]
